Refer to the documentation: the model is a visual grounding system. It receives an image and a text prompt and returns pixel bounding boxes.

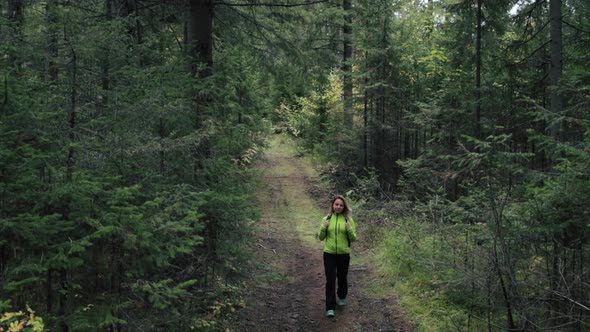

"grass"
[249,134,326,292]
[263,135,325,247]
[369,223,476,331]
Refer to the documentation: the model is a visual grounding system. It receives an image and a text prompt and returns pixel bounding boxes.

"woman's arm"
[347,217,357,242]
[318,216,329,240]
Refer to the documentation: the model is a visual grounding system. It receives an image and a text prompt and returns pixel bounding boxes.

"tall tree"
[45,0,59,82]
[7,0,23,71]
[475,0,482,140]
[549,0,563,139]
[188,0,213,78]
[342,0,353,127]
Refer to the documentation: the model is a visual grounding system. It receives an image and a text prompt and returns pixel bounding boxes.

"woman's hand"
[323,220,330,228]
[345,221,351,230]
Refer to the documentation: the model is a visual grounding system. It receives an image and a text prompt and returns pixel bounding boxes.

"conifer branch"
[224,4,302,55]
[214,0,329,7]
[563,20,590,35]
[507,40,550,67]
[508,20,549,48]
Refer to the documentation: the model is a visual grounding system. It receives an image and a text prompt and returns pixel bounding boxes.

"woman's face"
[332,198,345,214]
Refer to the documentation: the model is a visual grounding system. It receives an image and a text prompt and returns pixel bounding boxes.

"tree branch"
[508,20,549,49]
[512,0,547,20]
[507,40,550,67]
[550,290,590,312]
[56,1,102,14]
[224,4,302,56]
[214,0,329,7]
[563,20,590,35]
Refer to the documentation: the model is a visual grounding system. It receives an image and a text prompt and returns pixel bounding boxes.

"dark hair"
[329,195,351,219]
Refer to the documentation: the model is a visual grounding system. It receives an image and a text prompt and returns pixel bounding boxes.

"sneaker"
[326,310,335,317]
[338,298,347,306]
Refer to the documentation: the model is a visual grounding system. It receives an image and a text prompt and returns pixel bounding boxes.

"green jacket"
[318,214,357,254]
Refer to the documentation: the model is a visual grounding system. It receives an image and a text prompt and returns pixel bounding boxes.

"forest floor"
[230,134,412,332]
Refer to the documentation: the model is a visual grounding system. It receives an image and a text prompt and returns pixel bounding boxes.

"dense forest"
[1,0,588,331]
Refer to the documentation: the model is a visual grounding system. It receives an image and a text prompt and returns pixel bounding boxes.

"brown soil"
[231,135,412,332]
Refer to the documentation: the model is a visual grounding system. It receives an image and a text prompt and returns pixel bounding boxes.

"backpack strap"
[344,216,351,248]
[324,214,331,238]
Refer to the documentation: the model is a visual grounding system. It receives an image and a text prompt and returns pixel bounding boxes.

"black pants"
[323,252,350,311]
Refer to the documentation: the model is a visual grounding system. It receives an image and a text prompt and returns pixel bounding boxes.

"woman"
[318,195,357,318]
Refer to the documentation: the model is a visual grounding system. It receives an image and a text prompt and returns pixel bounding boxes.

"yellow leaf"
[8,320,22,332]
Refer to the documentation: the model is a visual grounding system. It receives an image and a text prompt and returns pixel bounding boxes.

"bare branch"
[550,290,590,312]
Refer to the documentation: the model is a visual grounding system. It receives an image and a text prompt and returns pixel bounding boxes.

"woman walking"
[318,195,357,318]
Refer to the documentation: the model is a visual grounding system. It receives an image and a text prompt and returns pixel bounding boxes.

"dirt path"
[231,135,411,332]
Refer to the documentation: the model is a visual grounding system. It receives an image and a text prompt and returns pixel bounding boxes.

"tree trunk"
[46,269,53,313]
[475,0,482,140]
[342,0,353,127]
[57,33,78,332]
[550,240,562,324]
[99,0,113,117]
[381,92,386,172]
[115,0,143,48]
[7,0,23,20]
[59,269,68,332]
[7,0,24,71]
[363,63,368,168]
[45,0,59,82]
[188,0,213,78]
[159,117,166,175]
[492,208,516,330]
[188,0,214,135]
[66,48,77,183]
[549,0,563,140]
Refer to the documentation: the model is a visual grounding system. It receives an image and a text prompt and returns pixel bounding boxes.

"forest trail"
[231,135,411,332]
